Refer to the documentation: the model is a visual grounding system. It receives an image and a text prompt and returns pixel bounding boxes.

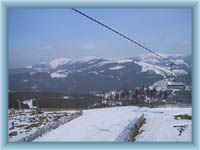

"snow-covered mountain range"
[9,54,192,93]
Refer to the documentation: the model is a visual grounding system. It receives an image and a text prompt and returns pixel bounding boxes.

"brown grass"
[174,114,192,120]
[129,115,146,141]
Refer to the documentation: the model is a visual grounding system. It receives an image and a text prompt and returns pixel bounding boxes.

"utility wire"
[71,8,176,66]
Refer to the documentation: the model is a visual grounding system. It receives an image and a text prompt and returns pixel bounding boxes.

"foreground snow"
[35,107,141,142]
[135,107,192,142]
[34,106,191,142]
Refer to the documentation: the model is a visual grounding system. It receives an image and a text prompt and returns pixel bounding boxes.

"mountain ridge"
[9,54,192,93]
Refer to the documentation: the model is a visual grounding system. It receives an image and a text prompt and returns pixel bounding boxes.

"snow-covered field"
[34,107,142,142]
[34,106,192,142]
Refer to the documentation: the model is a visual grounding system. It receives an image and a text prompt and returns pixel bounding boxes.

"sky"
[8,8,192,68]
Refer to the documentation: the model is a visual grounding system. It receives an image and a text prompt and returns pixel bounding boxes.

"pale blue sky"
[8,8,192,68]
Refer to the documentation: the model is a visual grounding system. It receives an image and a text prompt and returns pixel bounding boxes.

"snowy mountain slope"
[34,106,192,142]
[49,58,71,69]
[135,53,189,78]
[9,54,191,93]
[134,61,171,78]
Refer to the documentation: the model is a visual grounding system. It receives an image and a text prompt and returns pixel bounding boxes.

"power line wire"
[71,8,176,66]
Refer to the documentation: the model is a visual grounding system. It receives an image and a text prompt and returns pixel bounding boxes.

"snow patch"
[150,79,169,91]
[172,69,188,76]
[31,85,38,89]
[88,71,98,75]
[110,66,124,70]
[23,80,29,83]
[57,69,67,73]
[22,99,35,109]
[63,96,70,99]
[50,72,67,78]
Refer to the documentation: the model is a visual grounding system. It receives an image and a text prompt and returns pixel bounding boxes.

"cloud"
[39,45,54,51]
[83,43,96,50]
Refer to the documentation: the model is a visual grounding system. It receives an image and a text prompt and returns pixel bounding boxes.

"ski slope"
[34,106,192,142]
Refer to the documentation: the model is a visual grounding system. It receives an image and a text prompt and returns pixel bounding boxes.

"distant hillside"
[9,54,192,93]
